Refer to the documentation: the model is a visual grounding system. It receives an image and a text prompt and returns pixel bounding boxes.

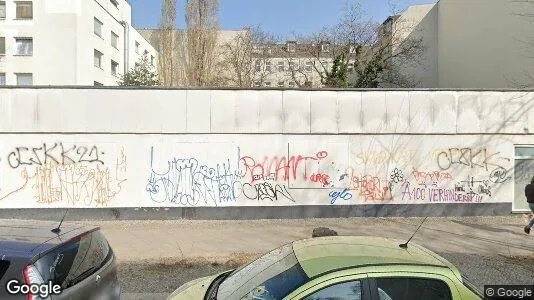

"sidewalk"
[89,215,534,263]
[3,216,533,263]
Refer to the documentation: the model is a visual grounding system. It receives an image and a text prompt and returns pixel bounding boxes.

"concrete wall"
[392,4,438,87]
[0,88,533,218]
[437,0,534,88]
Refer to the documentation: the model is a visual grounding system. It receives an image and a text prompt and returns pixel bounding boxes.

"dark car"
[0,222,121,300]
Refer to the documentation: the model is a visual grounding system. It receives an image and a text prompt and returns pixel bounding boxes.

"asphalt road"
[119,253,534,299]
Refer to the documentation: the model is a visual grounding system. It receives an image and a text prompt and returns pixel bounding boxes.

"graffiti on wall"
[0,139,516,207]
[0,144,126,207]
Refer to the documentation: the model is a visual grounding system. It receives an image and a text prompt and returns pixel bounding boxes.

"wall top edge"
[0,86,534,92]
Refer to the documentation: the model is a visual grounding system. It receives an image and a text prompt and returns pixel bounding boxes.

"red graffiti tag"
[240,151,328,183]
[412,169,452,183]
[310,173,330,186]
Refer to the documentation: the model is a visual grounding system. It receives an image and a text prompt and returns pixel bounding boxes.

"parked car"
[0,222,121,300]
[168,235,482,300]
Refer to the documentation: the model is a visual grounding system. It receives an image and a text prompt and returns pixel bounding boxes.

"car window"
[33,230,112,289]
[303,280,362,300]
[217,243,309,299]
[0,261,9,281]
[376,277,452,300]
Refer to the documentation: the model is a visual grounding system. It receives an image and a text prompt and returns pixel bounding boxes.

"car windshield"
[217,243,309,299]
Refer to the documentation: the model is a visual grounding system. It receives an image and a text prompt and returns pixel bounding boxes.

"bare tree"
[220,26,279,87]
[157,0,177,86]
[284,1,425,88]
[184,0,220,87]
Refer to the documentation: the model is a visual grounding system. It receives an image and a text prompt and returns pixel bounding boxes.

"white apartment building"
[387,0,534,88]
[251,41,361,88]
[0,0,157,86]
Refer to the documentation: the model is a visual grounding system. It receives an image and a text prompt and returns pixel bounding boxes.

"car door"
[366,272,464,300]
[285,272,371,300]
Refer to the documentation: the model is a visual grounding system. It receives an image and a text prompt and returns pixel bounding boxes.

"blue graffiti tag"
[328,188,353,204]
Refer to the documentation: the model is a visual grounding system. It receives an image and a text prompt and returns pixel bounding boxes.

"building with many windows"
[0,0,157,86]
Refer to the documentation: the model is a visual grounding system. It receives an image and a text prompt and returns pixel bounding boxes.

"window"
[254,60,261,72]
[143,49,148,57]
[304,280,362,300]
[0,1,6,19]
[289,60,297,71]
[135,41,140,54]
[305,61,313,72]
[16,73,32,85]
[264,81,271,87]
[348,63,354,73]
[217,243,309,299]
[304,80,312,87]
[0,260,9,281]
[277,61,284,72]
[111,60,118,76]
[15,1,32,19]
[350,45,358,54]
[33,230,112,289]
[111,31,118,49]
[265,61,272,72]
[15,38,32,55]
[277,81,284,88]
[151,55,154,66]
[94,81,103,86]
[110,0,119,8]
[94,49,103,68]
[0,73,5,85]
[287,41,296,53]
[0,37,5,55]
[94,18,103,37]
[376,277,452,300]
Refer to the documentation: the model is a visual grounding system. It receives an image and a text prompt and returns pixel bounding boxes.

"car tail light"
[23,265,48,300]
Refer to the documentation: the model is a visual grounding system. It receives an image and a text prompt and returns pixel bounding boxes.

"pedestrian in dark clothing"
[524,176,534,234]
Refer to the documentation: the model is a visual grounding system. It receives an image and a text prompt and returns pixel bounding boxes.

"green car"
[168,236,483,300]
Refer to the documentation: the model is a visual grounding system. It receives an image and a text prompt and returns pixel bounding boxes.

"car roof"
[0,221,99,259]
[292,236,459,278]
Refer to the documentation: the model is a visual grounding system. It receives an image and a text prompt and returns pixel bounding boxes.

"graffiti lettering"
[412,169,452,183]
[310,173,330,186]
[30,160,124,206]
[343,172,394,201]
[240,151,328,183]
[329,188,352,204]
[242,182,294,202]
[489,167,511,184]
[146,153,243,206]
[7,143,104,169]
[401,181,426,201]
[436,148,507,171]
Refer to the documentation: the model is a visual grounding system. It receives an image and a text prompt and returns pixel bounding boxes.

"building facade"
[0,0,157,86]
[388,0,534,88]
[250,42,364,89]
